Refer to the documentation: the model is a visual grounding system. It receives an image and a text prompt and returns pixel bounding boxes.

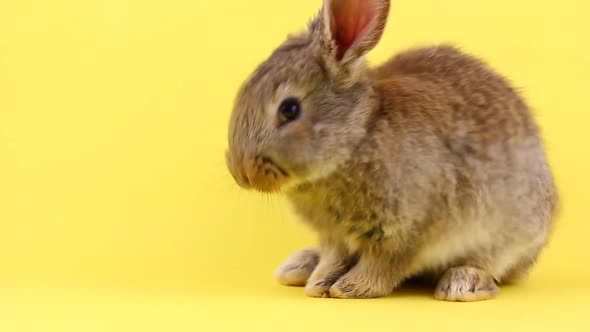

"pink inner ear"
[330,0,377,60]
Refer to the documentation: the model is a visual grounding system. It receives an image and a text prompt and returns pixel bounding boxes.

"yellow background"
[1,0,589,331]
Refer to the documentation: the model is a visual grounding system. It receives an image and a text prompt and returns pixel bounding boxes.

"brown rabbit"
[226,0,557,301]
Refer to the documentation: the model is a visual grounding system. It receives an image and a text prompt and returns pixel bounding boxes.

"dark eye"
[278,98,301,124]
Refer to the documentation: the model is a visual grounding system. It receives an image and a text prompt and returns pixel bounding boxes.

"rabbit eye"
[278,98,301,124]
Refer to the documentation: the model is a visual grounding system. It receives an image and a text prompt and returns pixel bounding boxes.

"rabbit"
[226,0,557,301]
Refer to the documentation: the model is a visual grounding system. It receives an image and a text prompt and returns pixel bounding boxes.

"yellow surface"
[0,0,589,331]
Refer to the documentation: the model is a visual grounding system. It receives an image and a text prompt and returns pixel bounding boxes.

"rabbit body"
[227,0,557,300]
[285,46,556,299]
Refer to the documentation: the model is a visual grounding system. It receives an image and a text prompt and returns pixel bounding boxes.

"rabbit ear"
[312,0,390,64]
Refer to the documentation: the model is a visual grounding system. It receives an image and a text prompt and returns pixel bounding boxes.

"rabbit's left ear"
[311,0,390,64]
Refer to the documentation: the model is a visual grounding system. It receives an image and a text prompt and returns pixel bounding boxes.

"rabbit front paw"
[304,255,352,297]
[328,267,393,299]
[274,247,320,286]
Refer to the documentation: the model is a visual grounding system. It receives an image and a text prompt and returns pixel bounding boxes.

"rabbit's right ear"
[310,0,390,67]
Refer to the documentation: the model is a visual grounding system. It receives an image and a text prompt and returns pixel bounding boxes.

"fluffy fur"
[227,0,557,301]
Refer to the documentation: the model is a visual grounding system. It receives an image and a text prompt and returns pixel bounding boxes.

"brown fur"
[227,0,557,301]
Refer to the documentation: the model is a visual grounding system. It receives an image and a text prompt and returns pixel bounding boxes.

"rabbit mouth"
[228,154,290,193]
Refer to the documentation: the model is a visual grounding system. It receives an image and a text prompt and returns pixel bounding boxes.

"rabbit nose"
[227,148,288,192]
[226,151,252,189]
[243,155,259,186]
[235,167,253,189]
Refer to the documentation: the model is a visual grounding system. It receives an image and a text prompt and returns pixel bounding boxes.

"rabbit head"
[227,0,391,192]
